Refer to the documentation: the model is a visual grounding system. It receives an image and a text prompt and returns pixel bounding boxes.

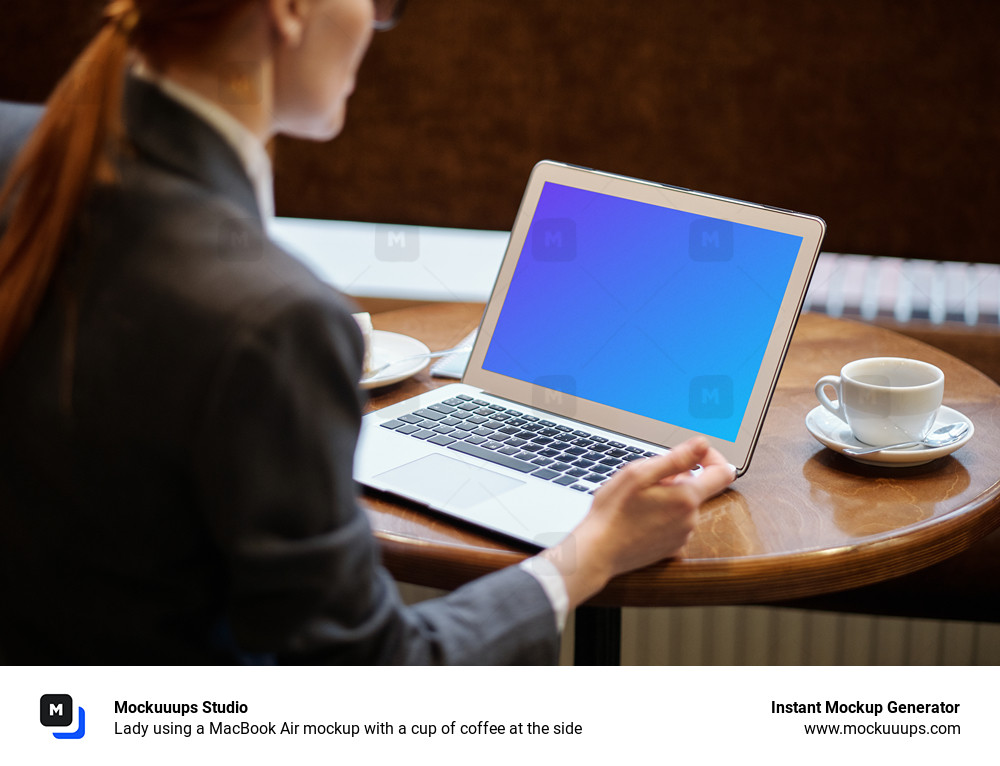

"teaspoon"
[843,421,970,456]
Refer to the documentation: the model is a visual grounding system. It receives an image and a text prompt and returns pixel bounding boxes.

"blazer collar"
[122,75,262,222]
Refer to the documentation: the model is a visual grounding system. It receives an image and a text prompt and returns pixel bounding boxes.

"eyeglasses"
[373,0,406,31]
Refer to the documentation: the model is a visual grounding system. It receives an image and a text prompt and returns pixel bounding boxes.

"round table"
[361,304,1000,659]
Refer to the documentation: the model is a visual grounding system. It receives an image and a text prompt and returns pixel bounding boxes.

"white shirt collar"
[132,62,275,227]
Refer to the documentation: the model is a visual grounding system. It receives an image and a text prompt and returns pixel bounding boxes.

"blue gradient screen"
[482,182,803,441]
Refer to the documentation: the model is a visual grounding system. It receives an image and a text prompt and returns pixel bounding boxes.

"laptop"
[354,161,825,547]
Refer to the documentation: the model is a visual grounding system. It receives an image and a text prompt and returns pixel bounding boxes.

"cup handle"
[815,375,847,423]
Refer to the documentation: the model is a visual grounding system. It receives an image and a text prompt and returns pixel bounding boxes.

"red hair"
[0,0,251,369]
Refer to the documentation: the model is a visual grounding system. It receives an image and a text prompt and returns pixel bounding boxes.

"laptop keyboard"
[378,394,658,493]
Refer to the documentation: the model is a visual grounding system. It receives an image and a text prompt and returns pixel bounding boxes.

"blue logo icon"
[532,374,577,415]
[689,375,733,419]
[532,218,577,261]
[689,218,734,261]
[40,694,86,739]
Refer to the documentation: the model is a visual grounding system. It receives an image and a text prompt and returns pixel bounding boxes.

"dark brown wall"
[3,1,998,263]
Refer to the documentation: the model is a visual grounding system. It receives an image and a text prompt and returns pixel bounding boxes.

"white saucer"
[359,330,431,390]
[805,405,974,467]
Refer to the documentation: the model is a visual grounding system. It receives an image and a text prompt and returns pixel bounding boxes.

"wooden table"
[362,303,1000,662]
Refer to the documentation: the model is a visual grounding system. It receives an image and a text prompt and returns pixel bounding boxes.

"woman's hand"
[540,437,736,609]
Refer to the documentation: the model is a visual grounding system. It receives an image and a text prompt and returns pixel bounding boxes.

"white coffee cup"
[815,357,944,447]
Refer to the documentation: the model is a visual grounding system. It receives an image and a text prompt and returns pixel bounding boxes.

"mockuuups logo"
[40,694,86,739]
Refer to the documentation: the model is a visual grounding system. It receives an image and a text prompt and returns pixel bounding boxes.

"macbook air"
[354,161,825,547]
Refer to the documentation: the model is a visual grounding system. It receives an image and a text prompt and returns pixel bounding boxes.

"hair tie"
[104,0,140,36]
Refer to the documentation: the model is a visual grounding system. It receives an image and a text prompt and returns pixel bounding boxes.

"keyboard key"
[379,419,406,430]
[506,438,527,448]
[448,441,537,472]
[396,424,420,434]
[570,484,589,492]
[608,441,625,448]
[551,462,572,472]
[455,421,479,432]
[572,459,595,468]
[555,425,572,432]
[584,473,607,483]
[458,402,480,411]
[472,428,496,437]
[564,447,587,457]
[456,394,473,401]
[488,404,507,411]
[532,468,561,480]
[428,434,457,446]
[626,446,643,454]
[412,429,438,440]
[428,403,457,414]
[539,420,556,426]
[482,440,505,450]
[520,444,542,453]
[521,414,539,422]
[515,451,537,461]
[566,468,588,478]
[554,475,578,486]
[465,435,488,445]
[415,408,446,421]
[590,435,607,443]
[473,399,490,406]
[539,448,561,458]
[499,426,521,435]
[606,449,629,458]
[591,465,613,474]
[571,430,590,437]
[440,417,462,427]
[399,413,423,424]
[443,398,465,406]
[433,425,457,434]
[498,446,519,455]
[531,457,554,466]
[531,436,554,445]
[540,428,561,437]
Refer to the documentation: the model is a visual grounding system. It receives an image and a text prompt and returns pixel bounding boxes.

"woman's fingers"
[599,437,735,503]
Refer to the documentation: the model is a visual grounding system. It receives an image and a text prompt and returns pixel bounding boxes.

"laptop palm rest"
[374,454,524,510]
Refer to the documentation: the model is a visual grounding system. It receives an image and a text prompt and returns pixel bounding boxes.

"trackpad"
[375,454,524,510]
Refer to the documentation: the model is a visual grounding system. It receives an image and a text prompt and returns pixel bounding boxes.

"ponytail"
[0,2,136,369]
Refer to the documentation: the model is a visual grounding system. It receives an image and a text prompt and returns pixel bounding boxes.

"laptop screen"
[481,181,803,442]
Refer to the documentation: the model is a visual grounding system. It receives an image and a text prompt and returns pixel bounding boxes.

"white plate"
[805,404,974,467]
[359,330,431,390]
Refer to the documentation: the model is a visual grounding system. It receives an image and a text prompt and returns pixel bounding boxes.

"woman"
[0,0,734,663]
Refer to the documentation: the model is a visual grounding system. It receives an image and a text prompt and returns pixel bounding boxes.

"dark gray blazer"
[0,80,558,664]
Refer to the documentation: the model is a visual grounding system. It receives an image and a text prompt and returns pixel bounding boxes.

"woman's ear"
[267,0,309,47]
